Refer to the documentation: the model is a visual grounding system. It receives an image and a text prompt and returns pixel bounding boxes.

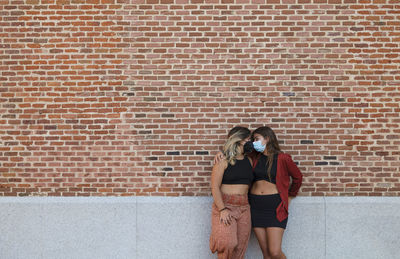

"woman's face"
[253,133,268,146]
[240,136,251,146]
[237,136,251,154]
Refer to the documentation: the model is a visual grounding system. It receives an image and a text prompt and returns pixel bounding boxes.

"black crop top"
[253,153,279,184]
[221,157,254,185]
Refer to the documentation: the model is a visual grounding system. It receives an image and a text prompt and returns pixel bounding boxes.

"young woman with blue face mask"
[214,126,303,259]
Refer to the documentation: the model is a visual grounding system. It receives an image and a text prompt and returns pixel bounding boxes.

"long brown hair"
[251,126,282,180]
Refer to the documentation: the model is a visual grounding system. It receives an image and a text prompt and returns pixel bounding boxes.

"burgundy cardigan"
[251,152,303,222]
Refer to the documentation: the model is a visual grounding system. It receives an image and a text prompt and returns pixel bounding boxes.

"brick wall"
[1,0,399,197]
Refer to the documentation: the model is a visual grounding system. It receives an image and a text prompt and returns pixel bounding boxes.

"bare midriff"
[221,184,249,195]
[250,180,279,195]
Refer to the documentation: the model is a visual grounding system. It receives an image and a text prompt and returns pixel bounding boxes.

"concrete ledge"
[1,197,399,259]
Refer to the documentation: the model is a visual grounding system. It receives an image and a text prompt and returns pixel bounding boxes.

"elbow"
[211,185,221,196]
[289,187,300,197]
[297,173,303,183]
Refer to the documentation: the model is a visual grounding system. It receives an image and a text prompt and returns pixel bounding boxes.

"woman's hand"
[213,151,226,165]
[288,196,294,205]
[219,209,232,226]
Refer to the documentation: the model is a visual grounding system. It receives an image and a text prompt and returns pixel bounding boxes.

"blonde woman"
[209,126,255,259]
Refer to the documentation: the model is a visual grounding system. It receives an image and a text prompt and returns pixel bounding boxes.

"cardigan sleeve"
[284,154,303,196]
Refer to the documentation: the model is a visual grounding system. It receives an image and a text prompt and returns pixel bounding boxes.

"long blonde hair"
[223,127,251,166]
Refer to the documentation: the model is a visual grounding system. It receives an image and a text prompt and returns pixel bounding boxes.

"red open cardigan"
[251,152,303,222]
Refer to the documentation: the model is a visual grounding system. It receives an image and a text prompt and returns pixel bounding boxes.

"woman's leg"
[266,227,286,259]
[253,227,271,259]
[209,204,239,259]
[231,206,251,259]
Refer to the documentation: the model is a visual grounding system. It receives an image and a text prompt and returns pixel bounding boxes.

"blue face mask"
[253,140,266,152]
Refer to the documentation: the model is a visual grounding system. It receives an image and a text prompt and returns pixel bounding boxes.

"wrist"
[219,207,228,212]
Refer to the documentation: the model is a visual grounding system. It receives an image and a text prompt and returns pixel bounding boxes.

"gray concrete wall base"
[0,197,399,259]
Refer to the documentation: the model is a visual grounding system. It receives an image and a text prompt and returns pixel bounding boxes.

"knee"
[223,238,238,251]
[268,248,282,259]
[212,236,237,253]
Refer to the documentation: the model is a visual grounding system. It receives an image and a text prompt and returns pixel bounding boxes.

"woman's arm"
[211,160,232,225]
[211,160,228,210]
[285,154,303,197]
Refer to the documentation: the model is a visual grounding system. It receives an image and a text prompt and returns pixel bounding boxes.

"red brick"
[0,2,398,197]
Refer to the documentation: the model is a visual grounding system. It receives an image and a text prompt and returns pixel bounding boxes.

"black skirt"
[248,193,288,229]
